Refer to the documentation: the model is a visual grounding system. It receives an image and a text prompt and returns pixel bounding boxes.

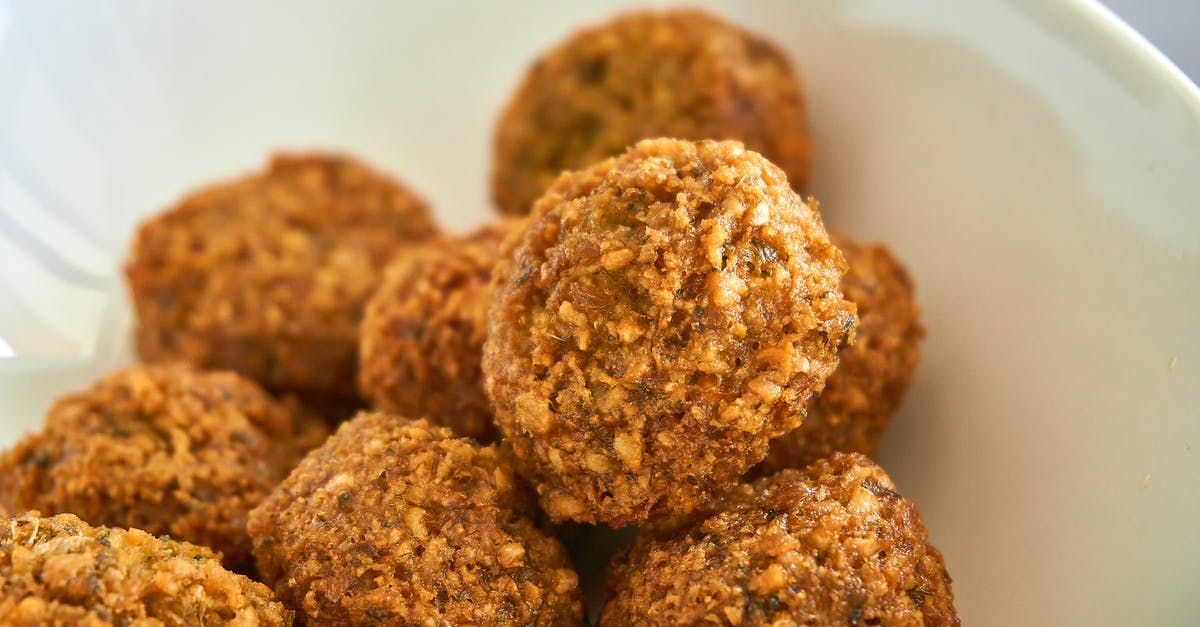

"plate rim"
[1071,0,1200,110]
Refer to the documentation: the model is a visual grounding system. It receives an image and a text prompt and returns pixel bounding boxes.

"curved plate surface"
[1,1,1197,624]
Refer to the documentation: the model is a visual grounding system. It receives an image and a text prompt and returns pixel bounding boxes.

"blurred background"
[1103,0,1199,82]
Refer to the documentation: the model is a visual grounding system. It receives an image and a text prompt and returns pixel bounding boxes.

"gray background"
[1104,0,1199,84]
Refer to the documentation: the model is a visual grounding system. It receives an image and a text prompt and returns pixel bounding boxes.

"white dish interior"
[1,1,1198,624]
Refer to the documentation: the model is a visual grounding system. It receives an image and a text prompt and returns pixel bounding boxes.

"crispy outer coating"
[492,8,812,215]
[358,218,526,442]
[484,139,855,526]
[0,512,289,626]
[0,364,328,572]
[247,412,582,625]
[600,453,959,626]
[126,153,437,403]
[753,235,923,475]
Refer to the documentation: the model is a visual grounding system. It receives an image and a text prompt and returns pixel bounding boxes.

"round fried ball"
[1,512,289,625]
[600,453,959,626]
[0,364,328,572]
[359,218,525,442]
[492,8,812,215]
[126,152,438,403]
[247,412,583,625]
[484,138,856,526]
[753,234,923,475]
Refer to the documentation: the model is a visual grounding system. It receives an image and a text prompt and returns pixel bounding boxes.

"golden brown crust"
[126,153,438,403]
[484,138,855,526]
[247,412,583,625]
[358,218,526,442]
[492,8,812,215]
[0,364,328,572]
[600,453,958,626]
[0,512,290,626]
[754,235,923,475]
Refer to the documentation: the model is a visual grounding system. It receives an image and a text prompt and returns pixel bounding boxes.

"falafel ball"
[1,512,290,625]
[600,453,959,626]
[492,8,812,215]
[247,412,583,625]
[126,153,438,404]
[358,218,525,442]
[483,139,856,526]
[753,234,923,475]
[0,364,328,572]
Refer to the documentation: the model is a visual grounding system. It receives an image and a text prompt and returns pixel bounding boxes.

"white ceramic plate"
[1,1,1197,624]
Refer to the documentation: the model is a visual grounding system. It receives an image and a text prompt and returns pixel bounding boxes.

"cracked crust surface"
[601,453,958,626]
[492,8,812,215]
[1,512,289,626]
[484,139,854,526]
[127,152,437,404]
[754,235,923,475]
[248,412,582,625]
[0,364,328,572]
[359,218,525,442]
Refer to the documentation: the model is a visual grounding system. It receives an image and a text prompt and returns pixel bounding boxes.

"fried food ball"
[358,218,525,442]
[0,364,328,572]
[247,412,583,625]
[1,512,290,625]
[753,235,923,475]
[492,8,812,215]
[127,153,438,404]
[484,138,856,526]
[600,453,959,626]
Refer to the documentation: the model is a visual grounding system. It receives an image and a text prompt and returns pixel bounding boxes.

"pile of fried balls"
[0,9,956,626]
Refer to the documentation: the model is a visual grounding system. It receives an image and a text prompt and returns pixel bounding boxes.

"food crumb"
[1138,473,1151,490]
[1167,355,1179,373]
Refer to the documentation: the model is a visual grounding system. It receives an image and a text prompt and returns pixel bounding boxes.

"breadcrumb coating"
[248,412,582,625]
[359,218,525,441]
[484,138,855,525]
[754,234,923,475]
[492,8,812,215]
[0,364,328,571]
[1,512,289,626]
[126,153,437,403]
[601,453,958,626]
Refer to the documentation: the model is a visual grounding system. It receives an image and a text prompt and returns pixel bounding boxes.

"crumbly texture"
[600,454,959,626]
[127,153,437,404]
[0,512,290,626]
[0,364,328,572]
[359,218,526,442]
[484,139,855,526]
[491,8,812,215]
[247,412,583,625]
[753,235,923,475]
